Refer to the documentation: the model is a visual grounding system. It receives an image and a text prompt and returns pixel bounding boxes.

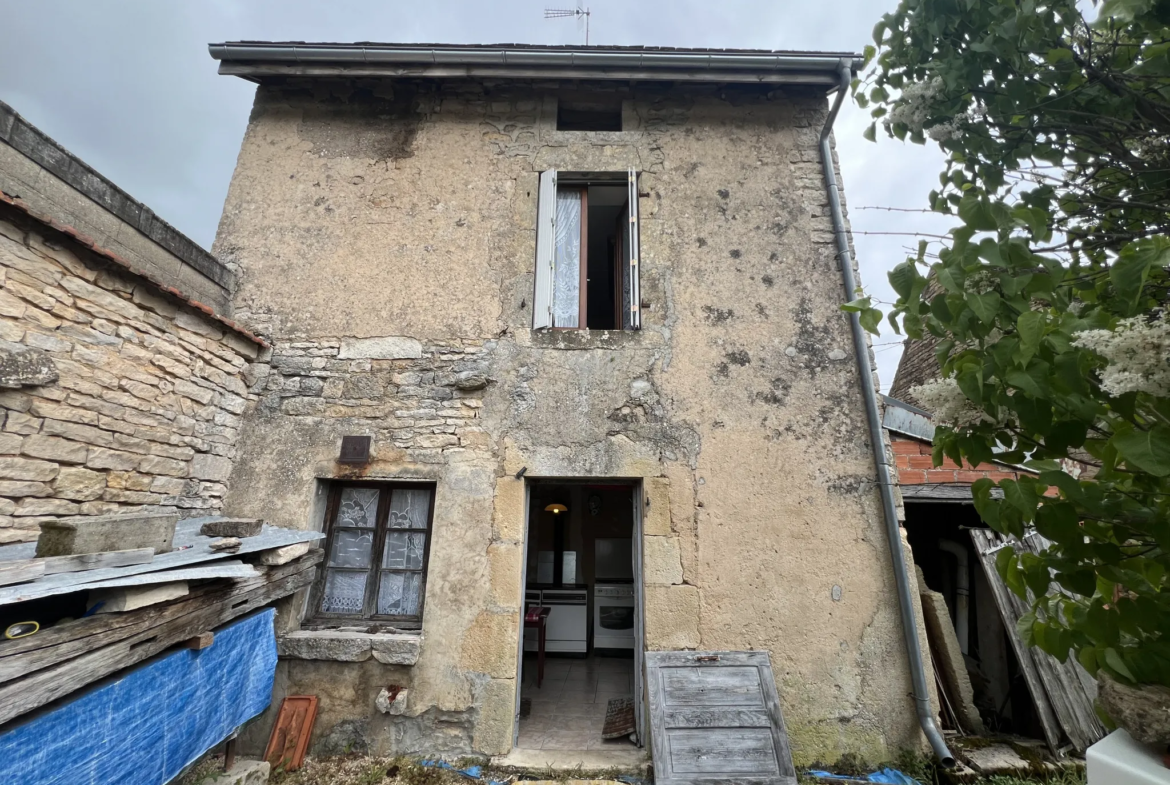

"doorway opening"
[513,479,644,757]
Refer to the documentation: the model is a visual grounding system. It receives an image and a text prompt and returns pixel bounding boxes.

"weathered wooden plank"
[72,561,258,590]
[666,728,780,775]
[0,555,319,725]
[41,548,154,575]
[646,651,795,785]
[972,530,1106,752]
[969,530,1064,754]
[0,519,322,606]
[0,553,321,684]
[662,708,771,728]
[662,666,765,706]
[0,559,44,587]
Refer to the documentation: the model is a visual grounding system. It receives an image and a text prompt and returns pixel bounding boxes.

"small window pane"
[389,488,431,529]
[321,569,368,614]
[383,531,426,570]
[553,189,582,328]
[337,487,379,528]
[378,571,422,616]
[329,528,374,569]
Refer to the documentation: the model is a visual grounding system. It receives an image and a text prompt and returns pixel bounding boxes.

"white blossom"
[910,377,1006,428]
[884,77,945,134]
[1072,311,1170,396]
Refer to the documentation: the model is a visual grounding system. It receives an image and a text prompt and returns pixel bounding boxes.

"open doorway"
[513,480,643,755]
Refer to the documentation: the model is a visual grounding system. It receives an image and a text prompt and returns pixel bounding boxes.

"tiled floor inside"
[517,654,639,751]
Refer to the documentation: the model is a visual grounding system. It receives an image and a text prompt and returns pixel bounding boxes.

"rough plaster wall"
[215,79,925,765]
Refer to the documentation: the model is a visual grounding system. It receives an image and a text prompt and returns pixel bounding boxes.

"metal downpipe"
[818,59,956,768]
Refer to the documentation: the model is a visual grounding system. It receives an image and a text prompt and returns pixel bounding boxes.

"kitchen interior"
[517,482,640,752]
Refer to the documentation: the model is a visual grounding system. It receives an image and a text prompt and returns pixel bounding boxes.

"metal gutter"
[818,60,956,768]
[209,42,862,85]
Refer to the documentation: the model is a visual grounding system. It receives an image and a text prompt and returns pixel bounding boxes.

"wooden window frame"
[307,481,436,629]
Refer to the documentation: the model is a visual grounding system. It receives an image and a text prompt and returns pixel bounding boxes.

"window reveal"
[533,170,641,330]
[315,483,435,626]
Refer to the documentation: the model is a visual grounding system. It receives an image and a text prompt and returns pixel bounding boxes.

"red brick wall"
[891,434,1028,485]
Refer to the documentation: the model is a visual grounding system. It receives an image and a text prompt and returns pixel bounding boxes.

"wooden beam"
[0,559,44,587]
[184,632,215,650]
[0,552,321,722]
[41,548,154,576]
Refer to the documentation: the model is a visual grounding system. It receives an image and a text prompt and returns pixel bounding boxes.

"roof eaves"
[0,192,268,348]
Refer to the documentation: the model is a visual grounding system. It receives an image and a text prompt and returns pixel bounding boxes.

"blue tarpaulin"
[0,609,277,785]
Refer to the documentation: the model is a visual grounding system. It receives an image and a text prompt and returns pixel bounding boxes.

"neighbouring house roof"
[0,100,234,296]
[209,42,862,86]
[0,192,266,347]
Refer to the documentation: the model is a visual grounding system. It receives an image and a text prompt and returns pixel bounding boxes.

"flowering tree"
[854,0,1170,690]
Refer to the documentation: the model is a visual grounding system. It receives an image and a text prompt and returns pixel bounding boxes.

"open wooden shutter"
[625,169,641,329]
[646,651,795,785]
[533,169,557,329]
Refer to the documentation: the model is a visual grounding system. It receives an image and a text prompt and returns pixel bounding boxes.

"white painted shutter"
[645,651,796,785]
[533,169,557,329]
[625,169,642,329]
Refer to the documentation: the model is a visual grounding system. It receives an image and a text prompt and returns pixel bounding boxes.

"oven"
[593,583,635,650]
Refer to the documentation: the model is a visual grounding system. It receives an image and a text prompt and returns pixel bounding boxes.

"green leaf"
[1113,425,1170,476]
[859,307,883,335]
[1104,648,1136,683]
[1111,245,1156,305]
[1035,502,1080,544]
[888,261,917,300]
[1016,311,1044,363]
[958,192,997,231]
[1002,478,1040,518]
[863,122,877,143]
[841,296,872,314]
[968,292,1002,323]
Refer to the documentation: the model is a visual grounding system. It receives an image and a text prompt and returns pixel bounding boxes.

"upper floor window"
[557,99,622,131]
[313,483,435,628]
[533,170,641,330]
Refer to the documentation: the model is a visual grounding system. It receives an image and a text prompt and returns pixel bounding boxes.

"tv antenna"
[545,6,591,45]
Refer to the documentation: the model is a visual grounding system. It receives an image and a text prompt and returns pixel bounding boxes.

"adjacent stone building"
[208,42,935,767]
[0,101,266,544]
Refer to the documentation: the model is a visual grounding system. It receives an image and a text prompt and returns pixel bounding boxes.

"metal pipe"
[818,59,955,768]
[938,539,971,655]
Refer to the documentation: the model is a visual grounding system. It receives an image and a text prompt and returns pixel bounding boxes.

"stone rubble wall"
[249,336,490,459]
[0,211,263,543]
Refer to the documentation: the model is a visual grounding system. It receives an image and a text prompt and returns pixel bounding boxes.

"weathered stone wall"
[0,206,262,542]
[215,79,926,765]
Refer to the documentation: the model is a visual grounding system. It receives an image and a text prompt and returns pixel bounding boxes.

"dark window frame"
[557,100,623,132]
[308,481,436,629]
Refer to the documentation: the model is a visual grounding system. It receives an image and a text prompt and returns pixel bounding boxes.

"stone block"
[337,336,423,360]
[21,435,87,464]
[461,611,519,678]
[644,584,700,650]
[88,581,189,613]
[0,340,58,388]
[473,678,516,755]
[454,371,489,390]
[0,433,22,454]
[258,542,311,565]
[41,418,113,447]
[15,497,79,516]
[643,476,671,536]
[0,457,58,481]
[493,476,525,542]
[35,511,178,556]
[86,447,139,470]
[137,454,187,477]
[375,686,409,715]
[920,588,985,734]
[643,535,683,585]
[277,630,422,664]
[200,518,263,538]
[488,542,522,608]
[0,480,51,497]
[190,453,233,482]
[52,467,105,501]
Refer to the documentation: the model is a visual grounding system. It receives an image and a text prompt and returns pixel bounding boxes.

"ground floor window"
[311,482,435,628]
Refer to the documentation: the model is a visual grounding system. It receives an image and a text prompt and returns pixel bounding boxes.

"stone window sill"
[526,328,664,351]
[277,630,421,665]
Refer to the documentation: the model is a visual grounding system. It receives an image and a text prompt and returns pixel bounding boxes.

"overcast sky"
[0,0,953,393]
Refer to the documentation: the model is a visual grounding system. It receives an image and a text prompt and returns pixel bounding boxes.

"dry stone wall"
[0,209,263,543]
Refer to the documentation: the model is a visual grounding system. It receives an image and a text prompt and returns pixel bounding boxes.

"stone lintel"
[277,629,422,664]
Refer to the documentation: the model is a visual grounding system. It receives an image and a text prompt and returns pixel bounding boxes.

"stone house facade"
[208,43,933,766]
[0,101,266,544]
